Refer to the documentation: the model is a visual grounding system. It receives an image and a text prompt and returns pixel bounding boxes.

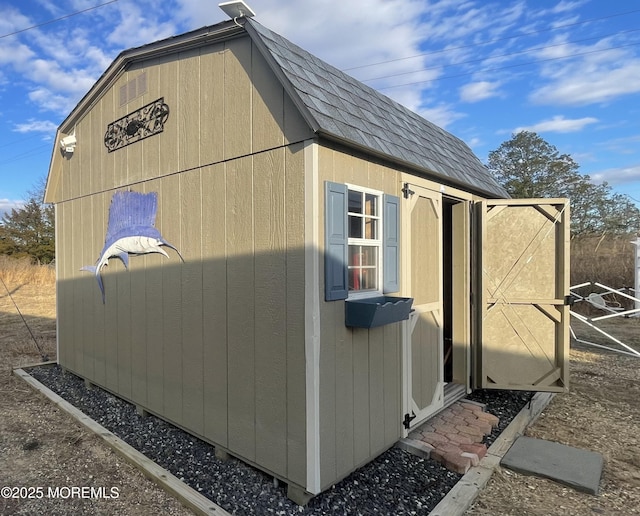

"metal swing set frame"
[569,281,640,358]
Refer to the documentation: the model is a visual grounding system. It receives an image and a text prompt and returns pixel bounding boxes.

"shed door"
[403,186,444,428]
[475,199,570,392]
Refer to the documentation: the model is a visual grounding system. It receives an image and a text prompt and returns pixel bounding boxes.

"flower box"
[345,296,414,329]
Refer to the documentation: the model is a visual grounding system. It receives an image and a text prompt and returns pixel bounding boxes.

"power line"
[0,0,120,40]
[360,28,640,83]
[343,7,640,72]
[377,40,640,90]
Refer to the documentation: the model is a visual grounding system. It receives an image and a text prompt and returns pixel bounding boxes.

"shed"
[44,14,570,505]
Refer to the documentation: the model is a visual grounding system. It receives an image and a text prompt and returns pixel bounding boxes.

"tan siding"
[317,145,404,489]
[383,323,401,445]
[57,202,74,370]
[284,143,306,485]
[51,35,312,205]
[79,195,95,381]
[141,60,163,182]
[161,174,183,425]
[252,44,284,151]
[368,327,385,455]
[178,49,201,173]
[144,180,165,415]
[200,45,225,166]
[226,155,256,461]
[71,200,84,375]
[224,38,253,159]
[51,34,313,490]
[202,163,228,446]
[352,328,369,466]
[254,149,288,476]
[181,170,204,435]
[130,188,148,406]
[157,55,180,179]
[91,194,107,387]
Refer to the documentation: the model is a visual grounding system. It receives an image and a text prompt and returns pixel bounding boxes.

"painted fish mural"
[82,190,183,302]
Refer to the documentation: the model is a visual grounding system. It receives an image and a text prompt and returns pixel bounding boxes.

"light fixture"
[59,134,77,156]
[218,1,256,20]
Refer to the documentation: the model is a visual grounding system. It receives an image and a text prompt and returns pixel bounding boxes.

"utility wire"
[0,275,49,361]
[0,0,120,40]
[360,28,640,83]
[377,40,640,90]
[343,7,640,72]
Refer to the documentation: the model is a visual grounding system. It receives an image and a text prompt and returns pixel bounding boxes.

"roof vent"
[218,1,256,19]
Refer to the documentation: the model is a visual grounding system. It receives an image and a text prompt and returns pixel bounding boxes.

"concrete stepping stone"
[501,436,603,495]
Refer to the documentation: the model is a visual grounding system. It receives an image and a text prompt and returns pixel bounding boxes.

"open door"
[475,199,570,392]
[402,185,444,429]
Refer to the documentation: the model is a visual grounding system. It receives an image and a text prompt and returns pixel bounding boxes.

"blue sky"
[1,0,640,219]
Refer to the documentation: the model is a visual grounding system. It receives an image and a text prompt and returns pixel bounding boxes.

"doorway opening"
[442,196,469,402]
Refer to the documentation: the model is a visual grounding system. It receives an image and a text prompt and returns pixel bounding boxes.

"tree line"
[0,180,55,264]
[1,131,638,264]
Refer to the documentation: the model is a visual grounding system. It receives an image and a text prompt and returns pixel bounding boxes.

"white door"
[402,185,444,430]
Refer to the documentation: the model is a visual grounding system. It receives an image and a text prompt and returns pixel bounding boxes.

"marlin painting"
[82,191,184,302]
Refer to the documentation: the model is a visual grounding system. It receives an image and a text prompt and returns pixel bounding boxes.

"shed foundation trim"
[13,367,230,516]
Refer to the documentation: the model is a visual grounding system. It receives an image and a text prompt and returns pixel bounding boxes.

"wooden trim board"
[13,367,230,516]
[429,391,555,516]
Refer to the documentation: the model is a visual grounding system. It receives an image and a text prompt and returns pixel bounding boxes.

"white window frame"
[346,184,384,300]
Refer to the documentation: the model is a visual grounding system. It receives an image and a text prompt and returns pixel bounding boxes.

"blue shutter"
[325,181,349,301]
[383,194,400,293]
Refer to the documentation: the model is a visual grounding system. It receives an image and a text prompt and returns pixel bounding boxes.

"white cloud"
[529,37,640,106]
[417,103,466,129]
[514,115,598,133]
[0,199,25,220]
[13,119,58,134]
[459,80,501,102]
[590,165,640,185]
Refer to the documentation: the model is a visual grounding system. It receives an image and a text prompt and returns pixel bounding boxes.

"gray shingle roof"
[245,19,508,198]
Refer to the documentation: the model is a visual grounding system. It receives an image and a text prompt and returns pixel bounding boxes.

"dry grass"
[571,234,635,287]
[0,256,55,287]
[570,234,637,313]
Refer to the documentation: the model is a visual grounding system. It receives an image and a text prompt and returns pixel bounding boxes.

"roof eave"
[316,129,507,199]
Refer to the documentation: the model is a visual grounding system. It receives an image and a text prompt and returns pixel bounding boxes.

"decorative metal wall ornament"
[81,191,184,303]
[104,97,169,152]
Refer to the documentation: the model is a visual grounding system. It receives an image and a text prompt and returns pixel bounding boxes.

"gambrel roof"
[47,18,508,201]
[245,19,507,198]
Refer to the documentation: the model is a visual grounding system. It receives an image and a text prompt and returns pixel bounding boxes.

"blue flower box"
[345,296,414,328]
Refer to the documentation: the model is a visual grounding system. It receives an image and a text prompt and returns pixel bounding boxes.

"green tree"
[487,131,640,236]
[0,180,55,263]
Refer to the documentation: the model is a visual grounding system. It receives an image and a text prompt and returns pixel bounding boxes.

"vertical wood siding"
[54,35,310,488]
[316,145,403,489]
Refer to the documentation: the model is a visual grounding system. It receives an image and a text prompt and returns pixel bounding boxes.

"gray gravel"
[29,365,532,515]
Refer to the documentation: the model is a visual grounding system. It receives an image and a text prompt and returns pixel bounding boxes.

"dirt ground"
[1,278,639,515]
[468,318,640,516]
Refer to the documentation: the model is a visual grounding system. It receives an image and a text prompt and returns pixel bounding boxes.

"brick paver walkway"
[399,400,500,474]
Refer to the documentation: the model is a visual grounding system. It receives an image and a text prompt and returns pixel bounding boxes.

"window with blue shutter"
[325,182,401,301]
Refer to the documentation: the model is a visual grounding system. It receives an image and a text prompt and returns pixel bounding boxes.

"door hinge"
[402,183,415,199]
[403,411,417,429]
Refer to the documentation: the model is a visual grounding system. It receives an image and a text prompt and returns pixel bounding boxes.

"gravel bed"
[29,365,532,515]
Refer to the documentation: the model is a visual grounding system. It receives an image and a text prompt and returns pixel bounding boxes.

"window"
[325,181,400,301]
[347,187,382,294]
